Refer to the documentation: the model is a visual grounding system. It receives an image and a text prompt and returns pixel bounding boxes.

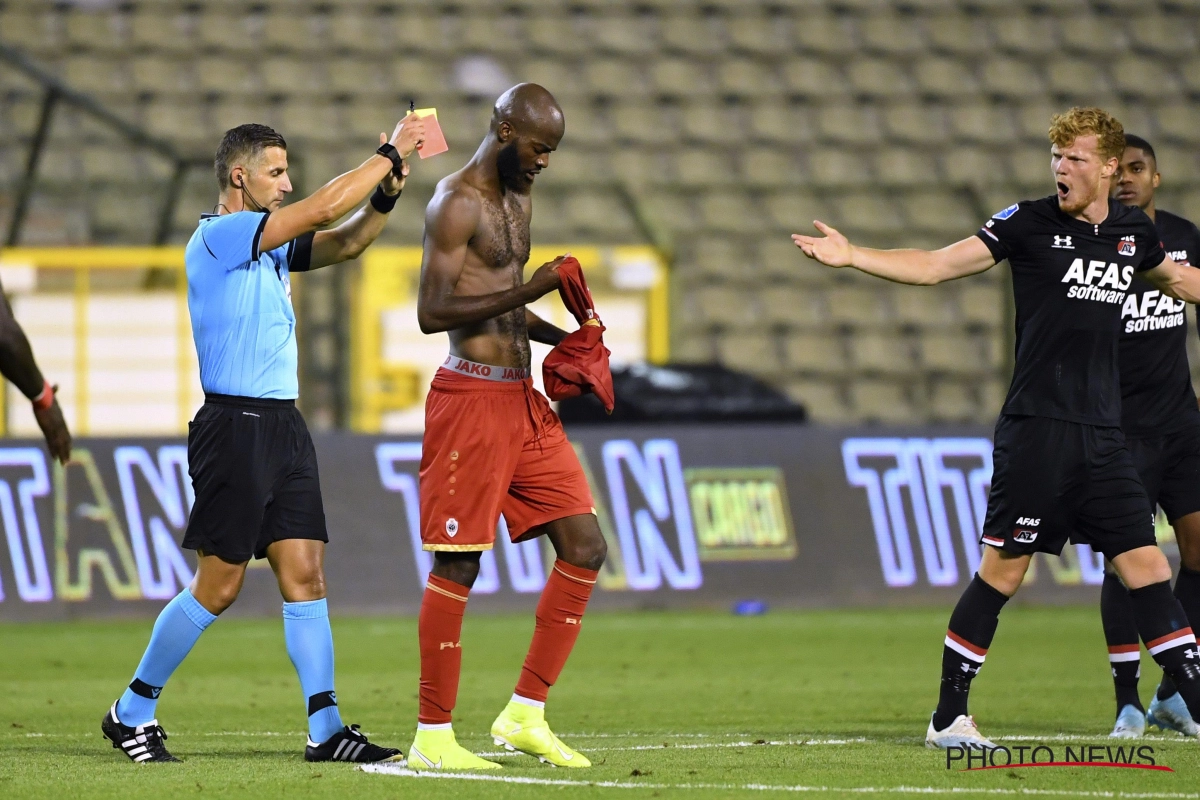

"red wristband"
[32,380,53,411]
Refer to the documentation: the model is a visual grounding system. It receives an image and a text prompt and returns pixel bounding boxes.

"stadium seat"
[925,14,990,57]
[1156,145,1200,183]
[679,102,726,144]
[948,104,1017,145]
[1129,14,1198,56]
[672,147,726,189]
[612,104,675,146]
[780,59,848,100]
[0,9,63,55]
[693,285,759,330]
[979,58,1045,100]
[959,285,1005,329]
[651,58,713,99]
[989,16,1058,57]
[792,14,855,56]
[850,333,916,375]
[929,380,977,422]
[63,56,129,97]
[784,333,846,374]
[760,287,826,328]
[858,13,925,56]
[903,190,977,236]
[660,13,722,57]
[836,193,904,236]
[262,10,323,55]
[784,378,850,423]
[717,332,781,378]
[816,105,882,146]
[727,13,790,57]
[850,378,914,424]
[826,286,891,328]
[912,57,980,100]
[196,8,257,53]
[874,148,938,189]
[741,148,799,191]
[845,59,915,100]
[717,59,780,100]
[1008,145,1053,189]
[881,104,948,145]
[748,103,814,145]
[262,57,327,97]
[1157,106,1200,146]
[919,332,985,374]
[195,57,261,97]
[700,192,766,234]
[64,8,126,54]
[1177,58,1200,94]
[584,59,648,101]
[807,147,872,190]
[890,285,958,328]
[592,13,659,56]
[131,56,193,97]
[564,191,638,237]
[1110,58,1180,101]
[1059,14,1127,56]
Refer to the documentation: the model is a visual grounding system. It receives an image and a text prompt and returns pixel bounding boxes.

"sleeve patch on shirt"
[992,203,1020,221]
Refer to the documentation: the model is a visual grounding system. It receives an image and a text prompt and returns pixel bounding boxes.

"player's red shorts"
[419,356,596,551]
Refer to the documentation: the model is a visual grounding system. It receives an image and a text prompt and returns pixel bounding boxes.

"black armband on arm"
[370,185,400,214]
[287,231,315,273]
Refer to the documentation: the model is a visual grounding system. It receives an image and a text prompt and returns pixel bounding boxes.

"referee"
[102,114,425,764]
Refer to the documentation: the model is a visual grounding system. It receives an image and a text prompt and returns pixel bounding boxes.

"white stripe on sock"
[943,635,986,664]
[417,722,452,731]
[512,693,545,709]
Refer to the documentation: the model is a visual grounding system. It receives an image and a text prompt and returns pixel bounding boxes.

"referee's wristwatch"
[376,143,404,176]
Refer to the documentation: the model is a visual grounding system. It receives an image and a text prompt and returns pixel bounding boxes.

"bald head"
[489,83,564,191]
[492,83,564,139]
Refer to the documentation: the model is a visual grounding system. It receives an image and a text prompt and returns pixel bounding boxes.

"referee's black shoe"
[101,704,180,763]
[305,724,403,763]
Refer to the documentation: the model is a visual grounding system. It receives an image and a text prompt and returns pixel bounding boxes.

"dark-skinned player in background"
[407,83,607,771]
[793,107,1200,748]
[0,286,71,464]
[1099,135,1200,739]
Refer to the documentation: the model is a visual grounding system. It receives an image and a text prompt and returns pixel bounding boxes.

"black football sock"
[1158,567,1200,700]
[1129,581,1200,720]
[933,574,1009,731]
[1101,571,1144,713]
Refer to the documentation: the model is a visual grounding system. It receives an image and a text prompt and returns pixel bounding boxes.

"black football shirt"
[976,196,1165,426]
[1118,209,1200,437]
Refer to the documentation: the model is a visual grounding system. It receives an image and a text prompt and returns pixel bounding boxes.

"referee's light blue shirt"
[185,211,311,400]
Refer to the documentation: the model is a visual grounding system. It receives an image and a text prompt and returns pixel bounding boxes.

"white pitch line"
[477,738,868,757]
[360,765,1200,798]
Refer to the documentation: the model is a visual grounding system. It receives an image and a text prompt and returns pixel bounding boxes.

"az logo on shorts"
[446,518,459,537]
[1013,529,1038,544]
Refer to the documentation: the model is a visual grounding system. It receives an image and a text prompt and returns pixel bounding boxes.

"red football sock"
[514,560,598,703]
[418,574,470,725]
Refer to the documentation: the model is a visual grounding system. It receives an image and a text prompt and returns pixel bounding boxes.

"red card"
[414,108,448,159]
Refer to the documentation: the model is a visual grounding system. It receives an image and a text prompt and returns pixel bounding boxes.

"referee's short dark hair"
[1123,134,1156,165]
[214,124,287,190]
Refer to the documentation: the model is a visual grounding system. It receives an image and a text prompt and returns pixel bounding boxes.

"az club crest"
[1118,236,1136,257]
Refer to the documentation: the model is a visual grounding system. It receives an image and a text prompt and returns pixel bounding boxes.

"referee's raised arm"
[257,114,425,255]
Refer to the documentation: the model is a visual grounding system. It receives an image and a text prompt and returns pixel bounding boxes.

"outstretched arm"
[792,221,996,285]
[0,291,70,463]
[416,187,566,334]
[1142,258,1200,304]
[258,114,426,254]
[306,136,411,270]
[526,309,568,346]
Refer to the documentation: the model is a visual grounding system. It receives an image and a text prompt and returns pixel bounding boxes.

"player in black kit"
[793,108,1200,748]
[1099,135,1200,739]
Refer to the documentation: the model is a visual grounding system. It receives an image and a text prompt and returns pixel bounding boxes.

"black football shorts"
[980,414,1155,559]
[1127,421,1200,523]
[182,394,328,563]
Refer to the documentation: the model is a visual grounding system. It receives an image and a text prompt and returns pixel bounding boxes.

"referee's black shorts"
[1128,421,1200,523]
[980,414,1155,559]
[182,393,328,563]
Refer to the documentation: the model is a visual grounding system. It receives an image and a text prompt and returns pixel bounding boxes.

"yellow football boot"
[407,726,501,770]
[490,700,591,768]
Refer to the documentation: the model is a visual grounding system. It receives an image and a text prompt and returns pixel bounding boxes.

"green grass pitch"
[2,606,1198,798]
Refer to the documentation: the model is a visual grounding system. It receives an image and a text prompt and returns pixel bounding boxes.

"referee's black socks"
[1129,580,1200,717]
[933,574,1009,731]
